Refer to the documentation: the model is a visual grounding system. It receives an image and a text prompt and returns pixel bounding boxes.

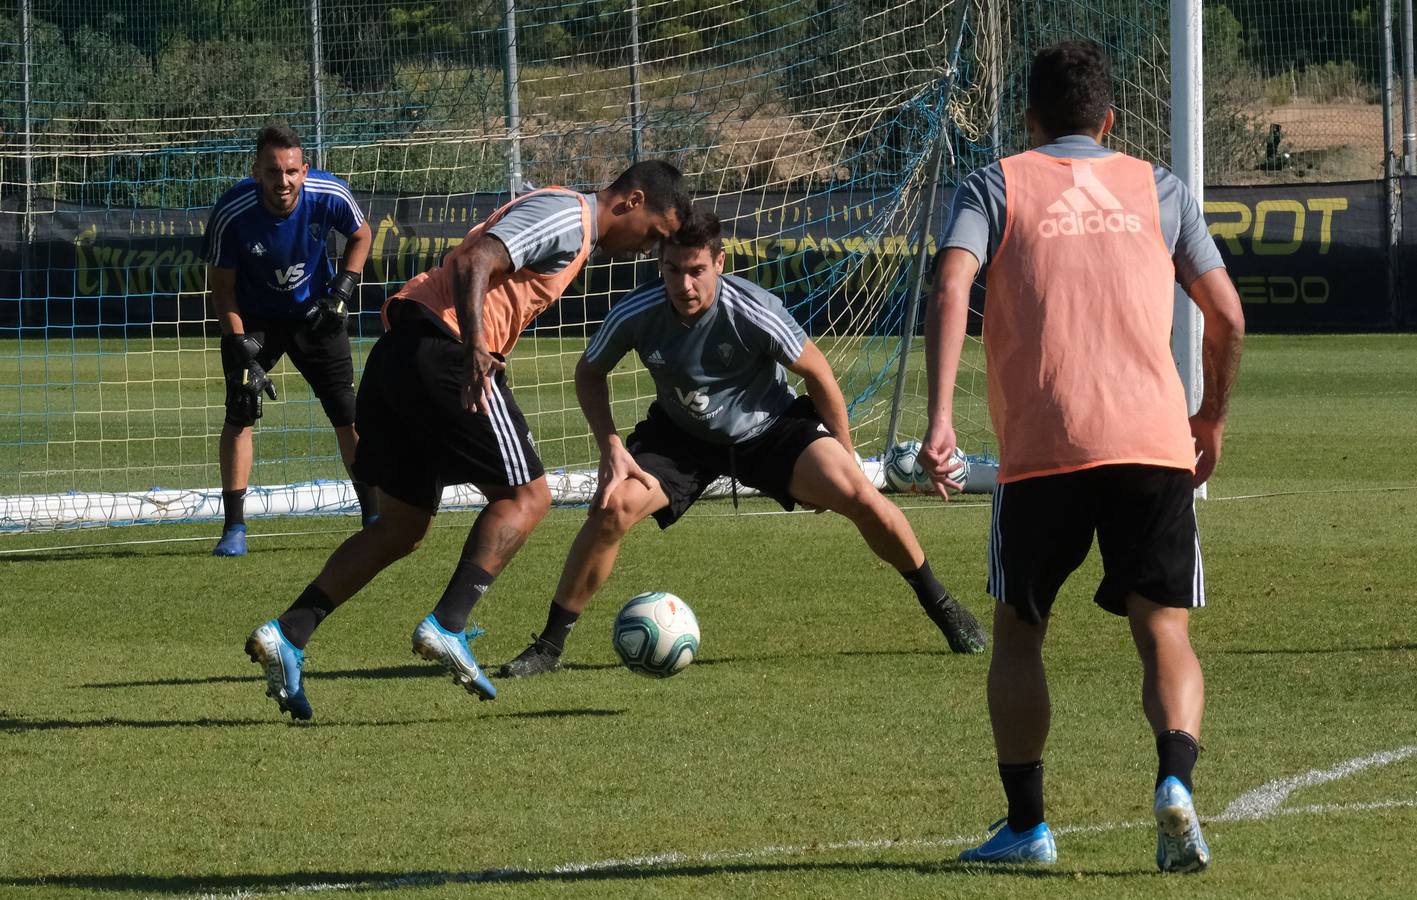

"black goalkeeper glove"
[221,333,277,422]
[304,270,358,337]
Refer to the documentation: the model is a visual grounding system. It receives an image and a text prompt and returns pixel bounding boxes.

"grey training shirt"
[943,135,1224,288]
[486,190,598,274]
[583,273,808,444]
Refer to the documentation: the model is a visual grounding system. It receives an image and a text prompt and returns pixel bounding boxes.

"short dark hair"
[663,206,723,257]
[255,124,303,158]
[1027,41,1113,138]
[608,160,692,223]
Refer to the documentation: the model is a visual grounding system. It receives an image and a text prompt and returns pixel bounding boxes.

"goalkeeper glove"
[304,270,358,337]
[221,333,277,421]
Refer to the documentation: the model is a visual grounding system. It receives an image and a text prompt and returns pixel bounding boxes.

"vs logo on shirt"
[274,263,306,286]
[674,386,710,414]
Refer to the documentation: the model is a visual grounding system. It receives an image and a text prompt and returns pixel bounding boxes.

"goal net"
[0,0,1176,531]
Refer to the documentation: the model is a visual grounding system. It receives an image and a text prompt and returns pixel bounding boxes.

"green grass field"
[1,334,1415,898]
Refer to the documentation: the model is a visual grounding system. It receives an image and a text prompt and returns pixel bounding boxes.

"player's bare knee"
[588,494,641,538]
[829,479,882,523]
[381,524,425,559]
[513,480,552,525]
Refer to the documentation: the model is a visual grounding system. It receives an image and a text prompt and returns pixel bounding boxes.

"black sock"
[352,480,379,524]
[222,489,246,530]
[1000,760,1045,833]
[902,560,955,620]
[1156,730,1200,792]
[277,583,338,650]
[431,559,494,634]
[537,602,581,654]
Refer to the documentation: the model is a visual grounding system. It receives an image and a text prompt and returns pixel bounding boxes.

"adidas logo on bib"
[646,349,666,366]
[1037,164,1142,238]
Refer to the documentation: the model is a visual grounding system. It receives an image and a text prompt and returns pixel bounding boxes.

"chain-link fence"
[1206,0,1413,185]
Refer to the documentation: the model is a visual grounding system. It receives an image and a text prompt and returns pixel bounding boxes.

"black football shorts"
[352,317,543,511]
[986,464,1203,623]
[627,395,835,529]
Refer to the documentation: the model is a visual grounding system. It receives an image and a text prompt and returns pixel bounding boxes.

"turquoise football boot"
[959,818,1058,864]
[244,620,312,720]
[1155,776,1211,873]
[411,614,496,701]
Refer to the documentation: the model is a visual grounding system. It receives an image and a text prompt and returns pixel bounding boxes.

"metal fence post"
[309,0,326,170]
[630,0,644,162]
[503,0,524,197]
[1384,0,1403,327]
[19,0,35,323]
[1402,0,1415,175]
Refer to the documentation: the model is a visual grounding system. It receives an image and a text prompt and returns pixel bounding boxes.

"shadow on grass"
[0,858,1144,894]
[82,651,952,694]
[1217,641,1417,655]
[1,545,315,563]
[489,708,624,720]
[0,715,458,733]
[86,665,451,689]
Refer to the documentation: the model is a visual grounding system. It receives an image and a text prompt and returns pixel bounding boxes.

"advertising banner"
[2,180,1412,333]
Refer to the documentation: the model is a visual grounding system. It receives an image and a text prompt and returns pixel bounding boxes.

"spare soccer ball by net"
[612,591,701,678]
[883,440,969,494]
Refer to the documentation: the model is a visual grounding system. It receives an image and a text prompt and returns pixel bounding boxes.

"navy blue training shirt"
[204,169,366,319]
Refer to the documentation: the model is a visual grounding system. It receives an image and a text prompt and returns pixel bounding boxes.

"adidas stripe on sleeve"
[306,173,366,234]
[583,283,664,373]
[487,192,588,274]
[203,183,259,268]
[720,276,806,366]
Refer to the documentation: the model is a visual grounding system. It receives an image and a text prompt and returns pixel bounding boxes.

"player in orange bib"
[242,161,690,720]
[922,42,1244,871]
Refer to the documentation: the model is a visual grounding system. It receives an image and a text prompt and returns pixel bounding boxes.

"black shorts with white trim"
[627,394,834,529]
[351,311,543,511]
[986,463,1203,624]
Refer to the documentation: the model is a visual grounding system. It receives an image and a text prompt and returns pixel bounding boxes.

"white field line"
[178,747,1417,899]
[1216,745,1417,821]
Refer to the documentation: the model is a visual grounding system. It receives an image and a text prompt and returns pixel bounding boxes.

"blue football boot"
[244,620,312,720]
[411,614,496,701]
[212,524,248,557]
[1155,776,1210,873]
[959,818,1058,864]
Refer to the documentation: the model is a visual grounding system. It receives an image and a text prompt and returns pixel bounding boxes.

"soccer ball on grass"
[612,591,700,678]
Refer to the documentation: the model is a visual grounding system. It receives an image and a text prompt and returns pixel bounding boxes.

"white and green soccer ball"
[883,440,968,493]
[612,591,700,678]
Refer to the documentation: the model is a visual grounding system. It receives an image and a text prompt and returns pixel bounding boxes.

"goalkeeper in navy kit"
[203,124,375,556]
[499,208,987,678]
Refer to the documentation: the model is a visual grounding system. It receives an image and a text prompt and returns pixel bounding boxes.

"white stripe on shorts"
[484,379,531,485]
[1192,528,1206,608]
[987,482,1005,601]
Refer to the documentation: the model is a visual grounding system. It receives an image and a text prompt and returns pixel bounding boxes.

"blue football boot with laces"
[959,818,1058,864]
[411,614,496,701]
[244,620,312,720]
[1155,776,1210,873]
[212,524,248,557]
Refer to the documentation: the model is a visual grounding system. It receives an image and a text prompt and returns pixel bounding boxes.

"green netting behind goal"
[0,0,1176,531]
